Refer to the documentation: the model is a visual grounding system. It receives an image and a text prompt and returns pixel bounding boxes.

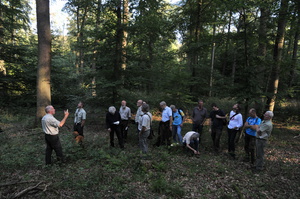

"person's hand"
[194,150,200,155]
[107,128,111,132]
[180,123,183,127]
[257,130,262,136]
[209,128,212,133]
[64,109,69,117]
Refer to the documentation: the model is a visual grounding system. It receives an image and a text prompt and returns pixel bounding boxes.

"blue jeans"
[172,125,183,144]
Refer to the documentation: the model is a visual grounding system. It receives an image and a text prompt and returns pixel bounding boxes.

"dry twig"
[12,181,43,199]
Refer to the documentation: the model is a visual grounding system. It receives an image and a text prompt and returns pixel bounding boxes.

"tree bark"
[266,0,288,111]
[187,0,202,93]
[289,0,300,87]
[222,10,232,76]
[121,0,129,70]
[36,0,51,124]
[91,0,102,97]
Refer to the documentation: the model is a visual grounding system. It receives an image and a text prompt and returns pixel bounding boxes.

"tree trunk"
[289,1,300,87]
[222,10,232,76]
[187,0,202,93]
[209,12,216,97]
[112,0,123,103]
[121,0,128,71]
[232,14,242,86]
[36,0,51,124]
[257,4,270,116]
[75,3,88,74]
[266,0,288,111]
[91,0,102,97]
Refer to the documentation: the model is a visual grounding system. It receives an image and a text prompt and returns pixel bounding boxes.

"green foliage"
[0,107,300,198]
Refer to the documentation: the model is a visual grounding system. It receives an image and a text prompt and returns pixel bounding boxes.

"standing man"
[170,105,185,144]
[209,103,225,154]
[192,99,208,144]
[227,104,243,159]
[73,101,86,145]
[138,103,152,155]
[154,101,173,146]
[135,100,143,137]
[42,105,69,165]
[119,100,131,142]
[254,111,273,172]
[243,108,261,165]
[106,106,124,149]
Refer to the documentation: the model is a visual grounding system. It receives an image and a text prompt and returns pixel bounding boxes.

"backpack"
[173,108,184,121]
[143,113,155,139]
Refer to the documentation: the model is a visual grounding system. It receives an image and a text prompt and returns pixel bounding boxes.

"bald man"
[119,100,131,142]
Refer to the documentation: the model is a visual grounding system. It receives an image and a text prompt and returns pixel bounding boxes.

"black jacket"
[106,112,121,129]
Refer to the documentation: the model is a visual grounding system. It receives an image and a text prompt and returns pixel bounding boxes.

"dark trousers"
[192,123,203,143]
[45,134,63,165]
[227,128,239,155]
[244,133,256,164]
[74,123,84,136]
[120,120,129,140]
[183,140,199,154]
[256,138,267,170]
[211,127,222,152]
[110,125,124,148]
[155,121,171,146]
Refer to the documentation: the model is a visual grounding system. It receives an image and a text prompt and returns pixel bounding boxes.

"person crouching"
[183,131,200,155]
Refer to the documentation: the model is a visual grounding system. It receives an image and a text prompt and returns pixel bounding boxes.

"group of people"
[204,101,273,172]
[41,99,273,172]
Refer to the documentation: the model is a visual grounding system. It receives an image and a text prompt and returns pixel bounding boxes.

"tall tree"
[266,0,289,111]
[36,0,51,123]
[121,0,129,70]
[289,0,300,87]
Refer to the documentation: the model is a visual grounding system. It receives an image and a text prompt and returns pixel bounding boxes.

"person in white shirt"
[73,102,86,145]
[135,100,143,138]
[154,101,173,146]
[119,100,131,142]
[42,105,69,165]
[138,103,152,154]
[183,131,200,155]
[227,104,243,159]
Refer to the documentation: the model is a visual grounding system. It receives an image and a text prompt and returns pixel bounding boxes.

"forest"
[0,0,299,198]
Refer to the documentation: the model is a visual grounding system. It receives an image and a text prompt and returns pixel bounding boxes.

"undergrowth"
[0,110,299,198]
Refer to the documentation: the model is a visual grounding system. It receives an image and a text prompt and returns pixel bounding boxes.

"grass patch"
[0,110,299,198]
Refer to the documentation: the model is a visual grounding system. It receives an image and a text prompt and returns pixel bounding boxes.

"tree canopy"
[0,0,299,115]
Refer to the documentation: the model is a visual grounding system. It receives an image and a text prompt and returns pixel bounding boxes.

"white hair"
[141,103,149,112]
[108,106,116,114]
[265,111,274,118]
[45,105,53,113]
[160,101,166,106]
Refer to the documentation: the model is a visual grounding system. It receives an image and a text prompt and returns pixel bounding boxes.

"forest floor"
[0,111,299,198]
